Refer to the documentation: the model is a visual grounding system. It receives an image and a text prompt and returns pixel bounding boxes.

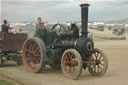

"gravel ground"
[0,39,128,85]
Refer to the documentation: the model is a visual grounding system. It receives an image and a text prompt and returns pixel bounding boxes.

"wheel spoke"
[94,53,97,58]
[72,66,76,71]
[97,65,100,72]
[29,43,33,51]
[34,53,40,57]
[70,55,73,63]
[25,49,32,53]
[98,65,103,71]
[94,65,96,72]
[26,51,31,57]
[32,57,35,63]
[65,55,70,63]
[91,65,96,69]
[34,57,40,64]
[100,59,104,61]
[96,53,99,59]
[35,55,41,61]
[66,53,71,62]
[32,46,35,52]
[100,63,104,66]
[34,48,40,54]
[95,52,99,60]
[98,54,102,60]
[25,57,32,62]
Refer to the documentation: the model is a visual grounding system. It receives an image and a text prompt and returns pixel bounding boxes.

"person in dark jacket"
[1,20,10,33]
[34,17,47,37]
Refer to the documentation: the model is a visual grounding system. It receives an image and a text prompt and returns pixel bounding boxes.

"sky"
[0,0,128,22]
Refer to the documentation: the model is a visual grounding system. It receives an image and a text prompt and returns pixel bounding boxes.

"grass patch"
[0,80,15,85]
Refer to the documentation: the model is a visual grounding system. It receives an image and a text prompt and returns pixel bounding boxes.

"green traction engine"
[22,3,108,79]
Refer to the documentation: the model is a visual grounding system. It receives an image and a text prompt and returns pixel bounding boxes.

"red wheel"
[88,48,108,76]
[61,49,83,80]
[22,37,46,73]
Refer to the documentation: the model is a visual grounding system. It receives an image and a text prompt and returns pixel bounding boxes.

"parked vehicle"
[0,32,28,66]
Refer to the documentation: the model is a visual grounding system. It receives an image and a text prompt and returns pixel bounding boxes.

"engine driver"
[34,17,47,38]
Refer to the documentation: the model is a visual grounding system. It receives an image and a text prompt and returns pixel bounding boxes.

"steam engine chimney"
[80,4,90,38]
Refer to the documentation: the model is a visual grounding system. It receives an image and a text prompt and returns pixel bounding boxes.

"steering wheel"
[51,24,68,35]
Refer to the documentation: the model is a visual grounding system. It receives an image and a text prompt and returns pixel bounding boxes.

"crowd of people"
[1,17,47,35]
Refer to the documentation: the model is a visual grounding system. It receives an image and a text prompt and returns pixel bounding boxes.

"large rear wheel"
[22,37,46,73]
[88,48,108,76]
[61,49,83,80]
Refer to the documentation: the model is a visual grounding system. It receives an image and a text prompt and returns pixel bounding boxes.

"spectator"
[9,26,16,34]
[1,20,10,33]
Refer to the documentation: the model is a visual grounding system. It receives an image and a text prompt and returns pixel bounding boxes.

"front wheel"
[61,49,83,80]
[88,48,108,76]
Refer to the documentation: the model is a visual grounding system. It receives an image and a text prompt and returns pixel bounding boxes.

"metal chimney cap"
[80,3,90,8]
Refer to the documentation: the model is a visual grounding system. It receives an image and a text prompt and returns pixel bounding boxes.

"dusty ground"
[0,39,128,85]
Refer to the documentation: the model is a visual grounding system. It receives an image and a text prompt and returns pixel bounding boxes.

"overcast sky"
[0,0,128,22]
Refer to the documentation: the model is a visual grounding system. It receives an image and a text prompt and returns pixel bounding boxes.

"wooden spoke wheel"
[88,48,108,76]
[22,37,46,73]
[61,49,83,80]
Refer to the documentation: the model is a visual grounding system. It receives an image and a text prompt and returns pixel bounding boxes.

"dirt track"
[0,39,128,85]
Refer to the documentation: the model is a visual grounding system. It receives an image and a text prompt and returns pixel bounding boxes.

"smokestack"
[80,3,90,38]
